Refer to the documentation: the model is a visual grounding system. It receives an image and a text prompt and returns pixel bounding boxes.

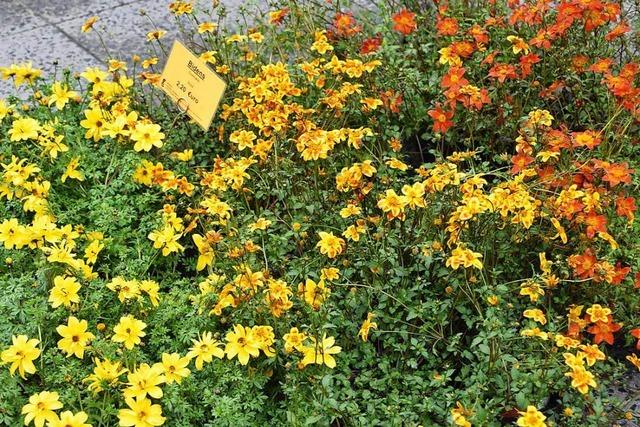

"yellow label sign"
[159,40,226,131]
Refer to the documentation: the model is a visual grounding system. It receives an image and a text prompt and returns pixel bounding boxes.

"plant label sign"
[159,40,226,131]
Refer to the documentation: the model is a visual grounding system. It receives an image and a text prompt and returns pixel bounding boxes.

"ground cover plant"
[1,0,640,425]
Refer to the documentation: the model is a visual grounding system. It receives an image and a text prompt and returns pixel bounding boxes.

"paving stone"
[0,26,99,99]
[0,0,48,37]
[56,0,225,63]
[17,0,127,24]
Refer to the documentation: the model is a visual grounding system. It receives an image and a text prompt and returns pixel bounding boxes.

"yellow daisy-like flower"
[1,334,41,378]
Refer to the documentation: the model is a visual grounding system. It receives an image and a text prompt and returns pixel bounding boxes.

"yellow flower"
[445,246,483,270]
[565,366,597,394]
[252,325,276,357]
[358,313,378,342]
[199,51,217,64]
[627,353,640,371]
[402,182,426,208]
[56,316,95,359]
[61,157,85,183]
[229,129,257,151]
[139,280,160,307]
[516,406,546,427]
[320,267,340,281]
[316,231,345,258]
[506,35,530,55]
[11,62,42,87]
[310,31,333,55]
[49,275,81,308]
[1,335,41,378]
[170,149,193,161]
[9,117,40,141]
[339,204,361,218]
[80,67,108,84]
[106,277,140,303]
[585,304,611,323]
[550,217,567,243]
[192,234,214,271]
[301,278,330,310]
[519,281,544,302]
[520,327,549,341]
[248,217,272,232]
[108,59,127,72]
[438,47,462,66]
[386,158,409,171]
[48,82,78,110]
[451,401,472,427]
[377,189,407,218]
[244,32,263,44]
[198,22,218,33]
[47,410,91,427]
[186,331,224,370]
[0,218,27,250]
[487,295,499,306]
[160,352,191,384]
[360,97,383,111]
[0,99,11,120]
[84,239,104,265]
[224,325,260,365]
[146,29,167,42]
[523,308,546,325]
[578,344,606,366]
[83,358,127,393]
[300,334,341,368]
[81,15,99,32]
[80,108,106,142]
[118,397,165,427]
[148,226,184,256]
[124,363,166,400]
[342,224,363,242]
[112,315,147,350]
[21,391,63,427]
[131,122,165,152]
[283,327,307,353]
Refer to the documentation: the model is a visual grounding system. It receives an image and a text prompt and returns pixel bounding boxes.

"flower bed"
[1,0,640,426]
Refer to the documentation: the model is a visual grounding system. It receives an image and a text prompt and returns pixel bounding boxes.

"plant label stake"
[159,40,226,131]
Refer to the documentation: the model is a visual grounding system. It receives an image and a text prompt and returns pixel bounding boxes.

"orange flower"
[392,9,417,35]
[381,90,403,113]
[631,329,640,350]
[580,212,607,239]
[588,58,613,73]
[268,8,289,25]
[360,35,382,55]
[332,12,361,37]
[571,130,601,149]
[428,106,454,134]
[586,316,622,345]
[451,41,475,58]
[568,248,597,279]
[602,162,633,187]
[468,25,489,45]
[436,17,459,36]
[610,262,630,285]
[510,153,534,174]
[616,196,636,222]
[441,67,467,90]
[519,54,540,78]
[488,63,517,83]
